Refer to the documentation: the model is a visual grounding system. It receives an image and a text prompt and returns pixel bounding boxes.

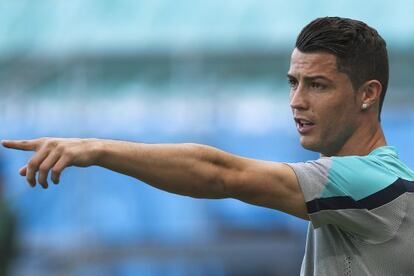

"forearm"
[95,140,241,198]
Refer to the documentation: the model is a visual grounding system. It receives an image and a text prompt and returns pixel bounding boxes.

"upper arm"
[223,157,309,220]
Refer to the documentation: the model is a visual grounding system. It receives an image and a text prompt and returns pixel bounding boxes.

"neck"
[322,119,387,157]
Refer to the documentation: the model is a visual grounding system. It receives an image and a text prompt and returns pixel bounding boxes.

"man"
[2,17,414,275]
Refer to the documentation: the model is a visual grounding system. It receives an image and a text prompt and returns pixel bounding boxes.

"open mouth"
[294,118,315,134]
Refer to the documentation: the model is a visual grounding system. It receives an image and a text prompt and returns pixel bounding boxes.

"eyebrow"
[286,74,333,83]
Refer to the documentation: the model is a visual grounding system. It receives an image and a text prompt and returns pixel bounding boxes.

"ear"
[359,80,382,111]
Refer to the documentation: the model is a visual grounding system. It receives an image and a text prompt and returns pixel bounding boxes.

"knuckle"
[45,140,57,149]
[28,160,38,170]
[64,150,74,159]
[39,165,49,173]
[56,144,65,153]
[61,146,68,154]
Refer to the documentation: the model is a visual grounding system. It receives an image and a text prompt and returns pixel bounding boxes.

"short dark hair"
[296,17,389,119]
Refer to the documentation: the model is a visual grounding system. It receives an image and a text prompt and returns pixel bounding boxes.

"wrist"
[86,138,107,166]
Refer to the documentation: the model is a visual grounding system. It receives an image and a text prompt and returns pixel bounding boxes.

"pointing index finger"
[1,139,41,151]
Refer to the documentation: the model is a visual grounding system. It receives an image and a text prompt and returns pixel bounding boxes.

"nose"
[289,85,309,111]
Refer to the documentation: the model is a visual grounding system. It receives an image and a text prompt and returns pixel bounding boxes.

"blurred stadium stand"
[0,1,413,275]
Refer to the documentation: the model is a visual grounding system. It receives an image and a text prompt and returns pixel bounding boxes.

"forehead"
[288,48,339,77]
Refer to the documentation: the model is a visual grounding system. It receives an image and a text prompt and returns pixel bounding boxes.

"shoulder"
[287,153,400,202]
[324,154,397,200]
[288,149,414,242]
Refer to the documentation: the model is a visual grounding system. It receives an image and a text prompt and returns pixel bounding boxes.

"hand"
[1,138,100,189]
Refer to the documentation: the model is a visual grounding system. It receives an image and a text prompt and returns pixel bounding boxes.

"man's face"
[287,48,361,156]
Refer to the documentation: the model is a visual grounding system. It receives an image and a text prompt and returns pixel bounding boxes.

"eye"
[310,82,326,90]
[288,79,298,89]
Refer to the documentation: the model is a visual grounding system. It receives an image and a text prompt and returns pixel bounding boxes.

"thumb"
[19,166,27,176]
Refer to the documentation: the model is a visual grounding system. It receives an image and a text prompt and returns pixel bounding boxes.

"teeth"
[297,119,313,126]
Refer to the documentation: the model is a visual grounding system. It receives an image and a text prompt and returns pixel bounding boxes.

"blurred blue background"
[0,1,413,275]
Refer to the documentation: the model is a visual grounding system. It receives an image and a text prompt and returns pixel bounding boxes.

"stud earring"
[362,103,368,110]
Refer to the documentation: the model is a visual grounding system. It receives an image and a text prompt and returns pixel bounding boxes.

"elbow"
[183,143,242,200]
[190,170,229,199]
[211,167,247,200]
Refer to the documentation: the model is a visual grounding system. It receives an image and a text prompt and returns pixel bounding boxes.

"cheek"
[324,92,355,117]
[318,103,357,141]
[317,102,352,133]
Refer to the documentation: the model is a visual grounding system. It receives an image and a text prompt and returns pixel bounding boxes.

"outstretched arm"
[1,138,308,219]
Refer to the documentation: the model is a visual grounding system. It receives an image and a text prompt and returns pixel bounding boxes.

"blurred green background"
[0,1,413,275]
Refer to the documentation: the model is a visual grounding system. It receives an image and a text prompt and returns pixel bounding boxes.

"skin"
[288,48,386,157]
[0,48,386,221]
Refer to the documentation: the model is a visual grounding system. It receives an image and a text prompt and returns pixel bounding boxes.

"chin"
[300,137,322,153]
[300,137,343,156]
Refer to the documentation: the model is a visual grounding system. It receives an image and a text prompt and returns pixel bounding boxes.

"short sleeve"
[287,156,408,243]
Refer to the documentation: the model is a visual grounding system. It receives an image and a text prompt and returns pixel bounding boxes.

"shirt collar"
[368,146,398,158]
